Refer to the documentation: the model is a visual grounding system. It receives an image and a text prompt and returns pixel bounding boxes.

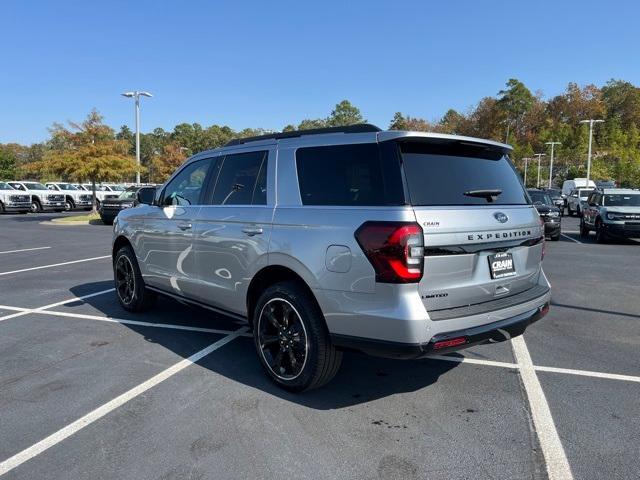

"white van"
[562,178,596,200]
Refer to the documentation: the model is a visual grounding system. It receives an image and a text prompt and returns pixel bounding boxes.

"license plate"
[488,252,516,279]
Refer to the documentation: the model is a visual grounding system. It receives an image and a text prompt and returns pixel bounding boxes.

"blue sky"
[1,0,638,144]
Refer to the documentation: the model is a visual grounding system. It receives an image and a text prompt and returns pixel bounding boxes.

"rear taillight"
[539,217,546,260]
[355,221,424,283]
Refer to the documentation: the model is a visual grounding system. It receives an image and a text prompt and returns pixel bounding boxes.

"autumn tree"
[149,142,187,183]
[28,109,138,211]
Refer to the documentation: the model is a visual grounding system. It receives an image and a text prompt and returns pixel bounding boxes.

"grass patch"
[53,212,102,223]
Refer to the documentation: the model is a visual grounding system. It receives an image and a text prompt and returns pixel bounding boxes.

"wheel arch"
[246,264,320,330]
[112,235,133,260]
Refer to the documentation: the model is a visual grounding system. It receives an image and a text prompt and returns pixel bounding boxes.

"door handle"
[242,226,263,236]
[177,223,192,231]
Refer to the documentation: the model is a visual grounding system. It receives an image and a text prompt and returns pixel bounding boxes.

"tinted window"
[399,141,528,206]
[296,143,404,206]
[210,151,267,205]
[528,191,552,206]
[162,158,211,206]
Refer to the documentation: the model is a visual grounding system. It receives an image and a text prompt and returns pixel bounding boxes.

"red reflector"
[433,337,468,350]
[540,303,550,316]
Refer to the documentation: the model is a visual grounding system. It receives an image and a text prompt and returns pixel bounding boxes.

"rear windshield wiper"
[463,189,503,202]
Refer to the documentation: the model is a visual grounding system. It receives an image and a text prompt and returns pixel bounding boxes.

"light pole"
[545,141,561,188]
[522,157,531,187]
[534,153,546,188]
[121,91,153,184]
[579,119,604,188]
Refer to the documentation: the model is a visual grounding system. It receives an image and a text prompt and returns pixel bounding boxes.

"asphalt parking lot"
[0,212,638,479]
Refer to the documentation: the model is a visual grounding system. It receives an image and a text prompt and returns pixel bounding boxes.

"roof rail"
[224,123,382,147]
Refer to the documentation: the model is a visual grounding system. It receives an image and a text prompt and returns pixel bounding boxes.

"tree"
[28,109,138,211]
[388,112,431,131]
[497,79,535,142]
[149,142,187,183]
[326,100,364,127]
[0,145,18,179]
[297,118,327,130]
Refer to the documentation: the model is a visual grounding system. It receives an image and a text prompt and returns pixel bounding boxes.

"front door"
[139,157,215,298]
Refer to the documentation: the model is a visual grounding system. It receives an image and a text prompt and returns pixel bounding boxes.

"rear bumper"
[331,302,549,359]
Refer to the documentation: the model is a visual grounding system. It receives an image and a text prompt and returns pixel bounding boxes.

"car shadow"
[69,282,458,409]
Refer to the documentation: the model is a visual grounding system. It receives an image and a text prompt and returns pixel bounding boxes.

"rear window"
[399,141,528,206]
[296,143,404,206]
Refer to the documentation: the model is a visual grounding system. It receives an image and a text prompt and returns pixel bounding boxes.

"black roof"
[224,124,381,147]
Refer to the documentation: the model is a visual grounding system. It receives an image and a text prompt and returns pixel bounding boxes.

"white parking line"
[0,305,253,337]
[534,365,640,384]
[511,336,573,480]
[0,247,51,255]
[0,255,110,277]
[560,234,582,244]
[0,327,247,476]
[428,354,518,370]
[0,288,115,322]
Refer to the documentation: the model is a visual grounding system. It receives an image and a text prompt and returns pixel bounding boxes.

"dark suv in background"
[528,189,561,240]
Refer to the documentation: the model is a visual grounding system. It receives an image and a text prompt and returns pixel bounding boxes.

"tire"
[253,281,342,392]
[567,205,573,216]
[30,200,41,213]
[101,216,113,225]
[576,206,581,217]
[579,220,590,238]
[64,199,74,211]
[550,232,560,241]
[0,202,4,214]
[595,220,608,244]
[113,245,156,312]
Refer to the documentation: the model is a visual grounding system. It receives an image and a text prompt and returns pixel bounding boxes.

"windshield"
[578,189,594,198]
[0,182,14,190]
[118,189,137,200]
[604,194,640,207]
[545,189,561,197]
[24,182,47,190]
[528,191,552,206]
[56,183,78,191]
[399,142,527,206]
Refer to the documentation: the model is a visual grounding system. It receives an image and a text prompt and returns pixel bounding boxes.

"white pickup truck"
[0,181,31,213]
[73,184,122,208]
[8,181,66,213]
[45,182,93,211]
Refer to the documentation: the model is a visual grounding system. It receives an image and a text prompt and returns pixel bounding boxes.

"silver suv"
[112,124,551,391]
[580,188,640,242]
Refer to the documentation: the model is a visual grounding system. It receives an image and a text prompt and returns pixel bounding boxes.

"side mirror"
[136,186,156,206]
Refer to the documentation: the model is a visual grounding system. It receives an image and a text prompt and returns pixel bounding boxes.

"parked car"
[99,186,154,225]
[77,184,122,208]
[580,189,640,243]
[45,182,93,211]
[541,187,565,214]
[0,181,31,214]
[566,188,595,216]
[7,181,66,213]
[112,125,550,391]
[527,189,561,240]
[561,178,596,204]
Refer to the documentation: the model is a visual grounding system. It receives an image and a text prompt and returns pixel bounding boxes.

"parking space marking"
[560,234,582,244]
[428,354,518,370]
[0,247,51,255]
[0,306,253,337]
[511,336,573,480]
[0,326,247,476]
[534,365,640,384]
[0,255,110,277]
[0,288,114,322]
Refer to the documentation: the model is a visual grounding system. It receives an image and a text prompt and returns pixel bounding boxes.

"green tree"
[497,79,535,142]
[0,145,18,179]
[326,100,364,127]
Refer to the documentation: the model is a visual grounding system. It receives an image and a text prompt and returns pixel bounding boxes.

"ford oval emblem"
[494,212,509,223]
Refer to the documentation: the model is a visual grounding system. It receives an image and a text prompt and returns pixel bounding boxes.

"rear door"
[138,157,214,297]
[190,148,274,316]
[393,139,543,313]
